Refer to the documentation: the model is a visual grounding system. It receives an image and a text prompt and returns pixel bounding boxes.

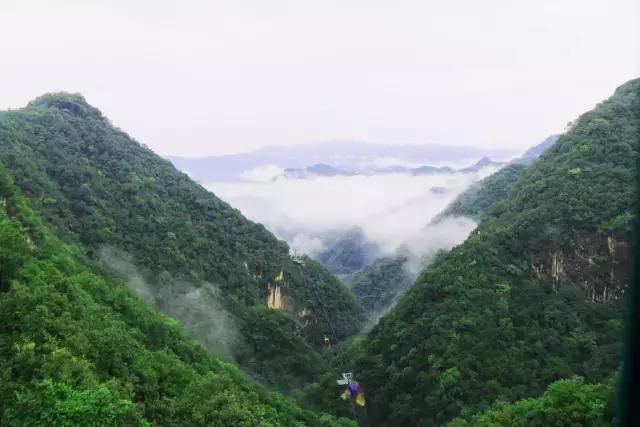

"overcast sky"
[1,0,638,156]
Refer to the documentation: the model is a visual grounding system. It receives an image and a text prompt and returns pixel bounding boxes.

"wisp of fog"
[99,247,244,362]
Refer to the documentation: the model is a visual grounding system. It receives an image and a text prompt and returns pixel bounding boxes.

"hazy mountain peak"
[169,141,517,182]
[522,134,560,160]
[459,156,505,173]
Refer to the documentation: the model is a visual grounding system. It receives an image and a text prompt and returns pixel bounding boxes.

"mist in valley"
[208,164,495,265]
[204,161,494,321]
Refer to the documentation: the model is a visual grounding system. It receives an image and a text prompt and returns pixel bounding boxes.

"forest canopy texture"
[0,78,637,426]
[352,79,639,426]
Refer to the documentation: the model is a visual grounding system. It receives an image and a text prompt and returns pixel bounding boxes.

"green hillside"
[448,377,613,427]
[0,165,353,426]
[435,135,559,223]
[354,79,639,425]
[347,255,413,319]
[0,93,364,395]
[315,227,379,279]
[434,163,526,222]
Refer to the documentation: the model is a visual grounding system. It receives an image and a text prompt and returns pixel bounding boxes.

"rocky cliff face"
[265,271,287,309]
[530,231,630,301]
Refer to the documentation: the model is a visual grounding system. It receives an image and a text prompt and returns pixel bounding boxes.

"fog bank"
[209,167,495,259]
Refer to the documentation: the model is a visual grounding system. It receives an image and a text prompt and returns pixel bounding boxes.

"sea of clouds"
[208,163,498,260]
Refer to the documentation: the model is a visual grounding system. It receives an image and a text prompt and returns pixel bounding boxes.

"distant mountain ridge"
[169,140,516,182]
[284,163,354,179]
[458,156,506,173]
[279,158,505,180]
[521,134,560,162]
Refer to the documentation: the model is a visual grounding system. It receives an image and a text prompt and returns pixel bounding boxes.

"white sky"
[1,0,638,156]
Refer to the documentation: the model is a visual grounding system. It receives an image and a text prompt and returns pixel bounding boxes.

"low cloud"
[208,169,490,259]
[401,216,477,274]
[239,164,284,182]
[99,247,244,361]
[290,233,326,257]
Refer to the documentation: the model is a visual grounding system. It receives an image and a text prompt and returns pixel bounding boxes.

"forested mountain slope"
[347,255,413,320]
[354,79,639,426]
[314,227,379,279]
[0,93,364,393]
[448,376,613,426]
[0,165,353,426]
[435,135,558,223]
[434,163,526,222]
[350,136,558,323]
[520,134,560,163]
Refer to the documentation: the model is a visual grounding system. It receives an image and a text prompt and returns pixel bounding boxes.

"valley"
[0,78,636,426]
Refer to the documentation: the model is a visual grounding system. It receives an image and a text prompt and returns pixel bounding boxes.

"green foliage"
[0,93,364,396]
[358,235,622,425]
[347,255,414,317]
[0,166,354,426]
[448,377,613,426]
[315,227,379,278]
[6,379,139,427]
[355,79,639,425]
[0,215,30,290]
[598,212,633,232]
[435,163,526,222]
[503,80,639,250]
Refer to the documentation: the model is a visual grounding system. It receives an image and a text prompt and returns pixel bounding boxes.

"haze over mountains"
[168,136,559,329]
[168,136,558,321]
[168,140,516,182]
[0,78,636,426]
[207,162,493,263]
[1,0,638,424]
[282,157,509,180]
[169,137,552,279]
[167,140,540,256]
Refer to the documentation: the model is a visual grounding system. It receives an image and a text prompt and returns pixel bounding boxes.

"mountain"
[411,165,455,175]
[434,135,561,222]
[169,141,516,182]
[313,227,380,279]
[0,165,353,426]
[434,163,526,222]
[0,93,365,398]
[353,79,639,426]
[458,156,506,173]
[280,163,489,180]
[277,159,502,182]
[284,163,354,179]
[346,255,414,320]
[520,134,560,163]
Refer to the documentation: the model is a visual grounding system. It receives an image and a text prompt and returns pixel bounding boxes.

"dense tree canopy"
[347,255,413,319]
[434,164,526,222]
[0,93,364,396]
[0,164,354,426]
[1,78,637,426]
[353,79,639,426]
[448,377,613,427]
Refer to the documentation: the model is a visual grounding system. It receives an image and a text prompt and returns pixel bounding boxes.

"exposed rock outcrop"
[530,231,629,302]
